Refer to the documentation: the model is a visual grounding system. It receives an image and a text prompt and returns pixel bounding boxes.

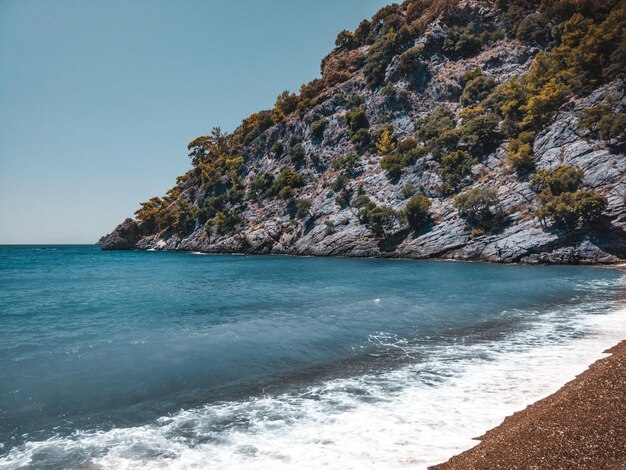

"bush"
[345,108,369,134]
[273,91,299,121]
[416,106,458,157]
[439,150,478,187]
[397,136,418,153]
[507,131,535,173]
[351,194,398,238]
[335,30,356,49]
[381,146,428,178]
[461,75,498,106]
[236,111,274,146]
[289,143,305,165]
[579,104,626,147]
[537,190,608,230]
[270,167,304,196]
[402,182,416,199]
[350,128,372,149]
[347,94,363,109]
[333,174,348,192]
[331,153,360,175]
[516,13,549,45]
[278,186,294,200]
[455,188,500,227]
[212,210,242,235]
[335,188,352,208]
[404,195,431,230]
[270,140,283,156]
[443,23,482,58]
[397,46,430,88]
[249,172,275,198]
[295,198,312,218]
[457,112,501,158]
[530,166,584,197]
[380,153,405,179]
[363,28,411,88]
[375,128,397,155]
[310,119,327,139]
[367,206,399,238]
[135,197,163,224]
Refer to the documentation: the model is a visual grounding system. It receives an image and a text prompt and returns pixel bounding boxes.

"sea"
[1,245,625,469]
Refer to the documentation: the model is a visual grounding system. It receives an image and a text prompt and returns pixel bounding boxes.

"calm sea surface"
[1,245,625,469]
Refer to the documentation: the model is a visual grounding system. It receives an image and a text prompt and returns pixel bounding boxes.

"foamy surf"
[3,301,625,470]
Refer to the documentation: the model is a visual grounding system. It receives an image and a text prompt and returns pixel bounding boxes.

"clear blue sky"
[0,0,389,244]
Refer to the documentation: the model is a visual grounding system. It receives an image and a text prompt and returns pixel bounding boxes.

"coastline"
[430,338,626,469]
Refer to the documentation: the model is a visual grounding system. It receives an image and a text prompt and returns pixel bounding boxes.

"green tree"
[403,195,431,230]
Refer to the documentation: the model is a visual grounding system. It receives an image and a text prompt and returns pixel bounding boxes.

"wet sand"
[431,340,626,470]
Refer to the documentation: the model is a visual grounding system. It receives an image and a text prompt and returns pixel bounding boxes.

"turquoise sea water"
[1,245,625,469]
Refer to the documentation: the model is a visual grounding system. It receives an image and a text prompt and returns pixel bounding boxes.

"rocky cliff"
[100,0,626,264]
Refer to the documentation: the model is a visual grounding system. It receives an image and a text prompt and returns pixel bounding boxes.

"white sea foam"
[3,303,625,470]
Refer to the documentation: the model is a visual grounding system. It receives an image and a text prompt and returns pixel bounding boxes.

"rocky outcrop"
[100,1,626,264]
[99,218,140,250]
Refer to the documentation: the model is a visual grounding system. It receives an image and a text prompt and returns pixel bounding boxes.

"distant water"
[1,245,625,469]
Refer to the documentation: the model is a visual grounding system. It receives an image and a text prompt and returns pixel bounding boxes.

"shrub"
[516,13,549,45]
[299,78,325,102]
[461,75,498,106]
[335,188,352,208]
[331,153,360,175]
[363,28,411,88]
[273,91,299,121]
[289,143,305,165]
[397,46,430,88]
[333,174,348,192]
[416,106,458,157]
[366,206,400,238]
[279,186,294,200]
[270,167,304,196]
[537,190,608,230]
[402,182,416,199]
[530,166,584,197]
[345,108,369,134]
[350,128,372,149]
[347,94,363,109]
[295,198,313,218]
[376,128,397,155]
[398,46,423,75]
[270,140,283,155]
[397,136,418,153]
[520,79,569,131]
[310,119,327,139]
[457,112,501,158]
[309,153,320,167]
[455,188,500,227]
[579,104,626,147]
[135,197,163,224]
[443,23,482,58]
[439,150,478,187]
[236,111,274,146]
[335,30,356,49]
[249,173,274,197]
[404,195,431,230]
[210,209,241,235]
[381,146,428,178]
[507,131,535,173]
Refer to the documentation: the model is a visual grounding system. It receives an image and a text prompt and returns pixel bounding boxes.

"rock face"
[99,218,139,250]
[100,1,626,264]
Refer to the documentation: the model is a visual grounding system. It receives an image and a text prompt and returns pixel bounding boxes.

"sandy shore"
[430,340,626,469]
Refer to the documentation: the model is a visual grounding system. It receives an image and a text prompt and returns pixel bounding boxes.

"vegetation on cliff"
[108,0,625,262]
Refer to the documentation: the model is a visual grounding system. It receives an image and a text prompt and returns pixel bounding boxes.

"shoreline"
[103,245,626,267]
[430,338,626,469]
